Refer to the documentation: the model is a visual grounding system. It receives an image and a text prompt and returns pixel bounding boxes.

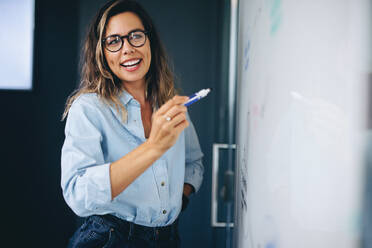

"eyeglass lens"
[104,31,146,52]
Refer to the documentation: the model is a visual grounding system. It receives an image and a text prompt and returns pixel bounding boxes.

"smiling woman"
[60,0,204,247]
[103,12,152,87]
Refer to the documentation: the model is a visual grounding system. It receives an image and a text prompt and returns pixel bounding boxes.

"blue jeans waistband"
[90,214,179,241]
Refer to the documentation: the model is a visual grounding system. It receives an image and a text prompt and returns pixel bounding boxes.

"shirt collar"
[120,89,134,106]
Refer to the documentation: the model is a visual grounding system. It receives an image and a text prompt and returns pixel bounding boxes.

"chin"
[120,75,146,84]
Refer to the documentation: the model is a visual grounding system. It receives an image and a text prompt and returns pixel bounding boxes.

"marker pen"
[184,88,212,107]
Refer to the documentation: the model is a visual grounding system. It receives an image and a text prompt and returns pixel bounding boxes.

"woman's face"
[103,12,151,87]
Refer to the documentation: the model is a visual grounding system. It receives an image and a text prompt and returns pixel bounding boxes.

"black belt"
[89,214,179,241]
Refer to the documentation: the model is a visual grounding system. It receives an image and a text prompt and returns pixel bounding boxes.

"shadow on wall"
[362,76,372,248]
[362,131,372,248]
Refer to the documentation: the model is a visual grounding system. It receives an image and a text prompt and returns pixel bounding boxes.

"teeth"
[123,59,140,66]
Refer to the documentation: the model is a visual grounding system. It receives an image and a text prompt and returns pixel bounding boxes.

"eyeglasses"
[102,30,148,52]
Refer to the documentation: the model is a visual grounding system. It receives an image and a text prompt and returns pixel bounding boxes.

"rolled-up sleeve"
[61,97,112,217]
[184,115,204,193]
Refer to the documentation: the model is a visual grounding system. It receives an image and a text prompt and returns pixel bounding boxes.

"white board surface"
[234,0,371,247]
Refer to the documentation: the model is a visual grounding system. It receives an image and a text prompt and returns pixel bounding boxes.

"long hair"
[62,0,177,122]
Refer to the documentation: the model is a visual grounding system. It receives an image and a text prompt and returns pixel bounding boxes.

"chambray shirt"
[61,91,204,227]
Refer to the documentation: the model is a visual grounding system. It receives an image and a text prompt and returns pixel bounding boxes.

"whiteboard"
[234,0,371,247]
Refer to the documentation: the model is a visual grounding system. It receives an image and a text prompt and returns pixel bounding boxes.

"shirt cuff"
[84,162,112,211]
[184,160,203,193]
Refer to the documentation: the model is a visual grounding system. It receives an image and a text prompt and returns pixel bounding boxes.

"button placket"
[153,159,169,222]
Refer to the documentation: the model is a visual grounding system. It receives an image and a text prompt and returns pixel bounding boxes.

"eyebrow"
[105,28,145,38]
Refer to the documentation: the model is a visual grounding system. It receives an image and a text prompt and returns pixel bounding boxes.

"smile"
[120,58,142,72]
[121,59,142,67]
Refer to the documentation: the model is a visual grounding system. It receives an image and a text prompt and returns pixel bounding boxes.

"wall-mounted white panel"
[0,0,34,90]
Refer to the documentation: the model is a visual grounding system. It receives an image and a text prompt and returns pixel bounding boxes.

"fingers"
[164,104,187,121]
[164,112,187,128]
[156,95,189,116]
[148,96,190,152]
[160,113,189,140]
[174,120,189,133]
[152,105,187,131]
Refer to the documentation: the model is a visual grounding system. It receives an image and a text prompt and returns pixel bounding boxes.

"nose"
[122,39,135,55]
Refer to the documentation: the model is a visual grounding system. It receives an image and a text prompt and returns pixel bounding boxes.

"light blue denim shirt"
[61,91,204,227]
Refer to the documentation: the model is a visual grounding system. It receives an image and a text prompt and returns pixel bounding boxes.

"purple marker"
[184,88,212,107]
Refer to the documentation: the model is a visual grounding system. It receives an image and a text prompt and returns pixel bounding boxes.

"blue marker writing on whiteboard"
[184,88,212,107]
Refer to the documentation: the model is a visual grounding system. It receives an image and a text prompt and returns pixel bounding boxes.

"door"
[209,0,239,248]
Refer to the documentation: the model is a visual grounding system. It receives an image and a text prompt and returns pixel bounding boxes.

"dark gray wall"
[0,0,79,247]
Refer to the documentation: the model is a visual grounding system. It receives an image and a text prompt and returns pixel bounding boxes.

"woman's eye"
[131,33,143,40]
[108,37,120,45]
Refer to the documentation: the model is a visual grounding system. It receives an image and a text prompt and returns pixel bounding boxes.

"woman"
[61,0,204,247]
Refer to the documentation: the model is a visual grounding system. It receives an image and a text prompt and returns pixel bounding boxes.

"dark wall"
[0,0,224,247]
[1,0,79,247]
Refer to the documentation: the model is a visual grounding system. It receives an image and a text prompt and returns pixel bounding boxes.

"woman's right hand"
[147,95,189,153]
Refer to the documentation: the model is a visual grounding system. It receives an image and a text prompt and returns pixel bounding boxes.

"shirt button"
[161,182,165,186]
[163,210,167,214]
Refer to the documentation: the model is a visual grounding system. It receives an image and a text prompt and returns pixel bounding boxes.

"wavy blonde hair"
[62,0,177,122]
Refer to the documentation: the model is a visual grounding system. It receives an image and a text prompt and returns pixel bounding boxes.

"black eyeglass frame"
[102,29,149,52]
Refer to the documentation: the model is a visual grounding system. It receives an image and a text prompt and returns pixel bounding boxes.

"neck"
[123,79,147,105]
